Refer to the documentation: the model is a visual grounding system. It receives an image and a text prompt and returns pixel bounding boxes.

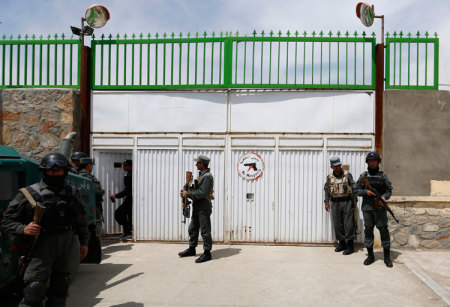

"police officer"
[0,153,89,306]
[109,159,133,240]
[70,151,88,173]
[79,157,105,221]
[179,155,214,263]
[324,156,357,255]
[354,152,394,267]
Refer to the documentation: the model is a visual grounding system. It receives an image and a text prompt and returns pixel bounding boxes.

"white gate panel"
[277,150,327,243]
[135,149,180,240]
[93,150,132,234]
[230,150,275,242]
[326,150,370,243]
[182,150,225,242]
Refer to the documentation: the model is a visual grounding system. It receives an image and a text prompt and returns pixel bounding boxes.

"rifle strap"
[19,188,37,208]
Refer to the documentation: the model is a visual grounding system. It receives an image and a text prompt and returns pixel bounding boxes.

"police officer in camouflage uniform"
[178,155,214,263]
[354,152,394,267]
[78,157,105,222]
[109,159,133,240]
[324,156,357,255]
[0,153,89,306]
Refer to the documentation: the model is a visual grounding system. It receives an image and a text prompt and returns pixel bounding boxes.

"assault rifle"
[181,171,193,224]
[17,202,46,277]
[350,196,361,234]
[360,175,399,223]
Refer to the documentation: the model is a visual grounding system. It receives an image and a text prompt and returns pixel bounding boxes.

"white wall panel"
[230,150,275,242]
[230,91,374,133]
[93,150,132,234]
[277,150,327,243]
[92,91,227,133]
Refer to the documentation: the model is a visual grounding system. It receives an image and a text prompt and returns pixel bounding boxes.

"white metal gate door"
[277,150,326,243]
[135,149,180,240]
[93,150,132,235]
[229,150,275,242]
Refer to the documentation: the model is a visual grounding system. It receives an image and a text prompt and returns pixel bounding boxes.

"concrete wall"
[0,89,81,160]
[383,90,450,196]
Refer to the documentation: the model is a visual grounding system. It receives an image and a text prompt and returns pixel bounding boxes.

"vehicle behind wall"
[0,145,99,295]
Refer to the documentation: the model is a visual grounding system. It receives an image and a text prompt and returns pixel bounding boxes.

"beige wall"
[383,90,450,196]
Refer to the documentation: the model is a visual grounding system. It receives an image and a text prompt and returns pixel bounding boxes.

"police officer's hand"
[180,190,187,198]
[325,203,330,212]
[23,222,41,236]
[109,194,115,200]
[367,190,376,197]
[80,245,88,261]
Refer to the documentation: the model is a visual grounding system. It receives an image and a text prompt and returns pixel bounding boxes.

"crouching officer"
[0,152,89,306]
[179,155,214,263]
[109,159,133,240]
[324,156,357,255]
[354,152,393,267]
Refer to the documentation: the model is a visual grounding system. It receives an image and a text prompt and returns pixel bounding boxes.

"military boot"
[343,240,354,255]
[363,247,375,265]
[335,240,346,252]
[195,250,212,263]
[178,247,196,257]
[384,248,393,268]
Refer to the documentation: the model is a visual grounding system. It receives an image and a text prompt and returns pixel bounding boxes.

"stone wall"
[389,198,450,249]
[0,89,81,160]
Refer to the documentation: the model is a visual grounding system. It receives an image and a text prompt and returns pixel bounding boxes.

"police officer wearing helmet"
[109,159,133,240]
[0,152,89,306]
[179,155,214,263]
[354,152,394,267]
[70,151,88,173]
[324,156,357,255]
[79,157,105,221]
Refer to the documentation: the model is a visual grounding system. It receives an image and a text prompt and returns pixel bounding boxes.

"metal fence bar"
[385,31,438,90]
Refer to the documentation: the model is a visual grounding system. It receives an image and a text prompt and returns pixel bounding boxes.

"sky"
[1,0,449,89]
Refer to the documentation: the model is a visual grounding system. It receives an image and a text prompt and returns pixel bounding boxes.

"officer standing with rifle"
[178,155,214,263]
[0,153,89,306]
[324,156,357,255]
[109,159,133,240]
[354,152,394,267]
[79,157,105,222]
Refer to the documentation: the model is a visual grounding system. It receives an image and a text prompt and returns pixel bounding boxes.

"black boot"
[335,240,346,252]
[363,248,375,265]
[195,250,212,263]
[343,240,354,255]
[178,247,196,257]
[384,248,393,268]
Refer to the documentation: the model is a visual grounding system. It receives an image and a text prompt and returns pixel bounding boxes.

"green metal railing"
[91,31,377,90]
[386,31,439,90]
[0,34,80,88]
[0,31,439,91]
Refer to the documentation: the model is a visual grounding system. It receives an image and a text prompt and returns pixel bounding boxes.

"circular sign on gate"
[237,153,264,181]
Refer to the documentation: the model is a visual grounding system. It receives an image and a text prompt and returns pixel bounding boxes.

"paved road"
[66,240,449,306]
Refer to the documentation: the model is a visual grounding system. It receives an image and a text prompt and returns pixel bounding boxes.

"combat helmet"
[40,153,72,171]
[365,151,381,163]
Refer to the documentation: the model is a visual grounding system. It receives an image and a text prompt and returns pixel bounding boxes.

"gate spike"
[294,30,299,37]
[203,31,207,38]
[416,31,420,38]
[261,30,265,37]
[140,33,144,39]
[328,31,333,37]
[253,30,257,37]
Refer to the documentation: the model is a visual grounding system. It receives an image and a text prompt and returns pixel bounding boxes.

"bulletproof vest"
[197,171,214,201]
[364,171,387,195]
[27,184,78,232]
[328,171,352,198]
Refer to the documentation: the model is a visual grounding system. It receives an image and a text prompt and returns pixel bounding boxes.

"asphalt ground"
[64,239,450,307]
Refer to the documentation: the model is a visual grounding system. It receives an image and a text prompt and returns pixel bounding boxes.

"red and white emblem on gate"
[237,153,264,181]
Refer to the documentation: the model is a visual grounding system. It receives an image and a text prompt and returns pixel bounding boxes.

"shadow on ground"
[111,303,144,307]
[211,247,241,260]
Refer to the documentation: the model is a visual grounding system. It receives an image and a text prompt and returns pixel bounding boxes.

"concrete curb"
[403,257,450,306]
